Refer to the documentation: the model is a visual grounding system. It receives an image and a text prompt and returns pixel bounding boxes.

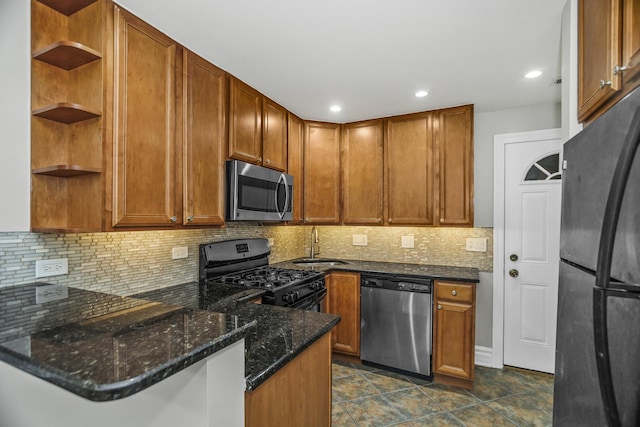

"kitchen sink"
[292,259,349,267]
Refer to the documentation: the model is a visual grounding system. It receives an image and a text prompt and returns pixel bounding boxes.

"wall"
[0,0,30,231]
[0,225,306,295]
[561,0,582,140]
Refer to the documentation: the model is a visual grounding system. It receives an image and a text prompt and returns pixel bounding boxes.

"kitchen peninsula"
[0,282,339,427]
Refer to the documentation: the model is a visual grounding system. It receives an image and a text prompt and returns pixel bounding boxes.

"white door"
[503,138,562,373]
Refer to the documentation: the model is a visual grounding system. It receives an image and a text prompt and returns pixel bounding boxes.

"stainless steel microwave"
[226,160,293,222]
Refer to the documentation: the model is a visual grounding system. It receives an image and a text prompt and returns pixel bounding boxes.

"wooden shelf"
[33,103,101,124]
[36,0,98,16]
[33,41,101,70]
[33,165,101,177]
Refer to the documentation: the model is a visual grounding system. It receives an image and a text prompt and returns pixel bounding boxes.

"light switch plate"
[466,238,487,252]
[172,246,189,259]
[401,235,415,248]
[352,234,368,246]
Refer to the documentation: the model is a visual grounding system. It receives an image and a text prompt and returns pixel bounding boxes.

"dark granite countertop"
[134,282,341,391]
[0,283,256,401]
[273,258,480,283]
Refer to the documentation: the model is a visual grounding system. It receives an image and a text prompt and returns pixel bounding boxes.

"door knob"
[509,254,519,262]
[509,269,519,278]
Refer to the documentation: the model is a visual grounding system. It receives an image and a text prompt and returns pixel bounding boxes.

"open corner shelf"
[36,0,98,16]
[33,41,101,70]
[33,165,101,177]
[33,103,101,124]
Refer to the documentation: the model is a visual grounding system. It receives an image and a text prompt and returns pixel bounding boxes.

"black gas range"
[198,238,326,310]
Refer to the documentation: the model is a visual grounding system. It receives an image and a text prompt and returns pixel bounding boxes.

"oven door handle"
[290,289,327,310]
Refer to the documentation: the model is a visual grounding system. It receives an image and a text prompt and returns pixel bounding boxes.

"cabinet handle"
[451,290,457,296]
[614,65,629,75]
[600,80,612,89]
[187,216,194,222]
[170,216,177,223]
[437,304,442,310]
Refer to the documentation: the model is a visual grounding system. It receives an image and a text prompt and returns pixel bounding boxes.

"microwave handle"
[275,173,290,220]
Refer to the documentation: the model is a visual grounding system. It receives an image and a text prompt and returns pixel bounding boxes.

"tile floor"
[332,360,554,427]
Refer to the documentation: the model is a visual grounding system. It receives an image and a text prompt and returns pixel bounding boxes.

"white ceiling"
[116,0,565,123]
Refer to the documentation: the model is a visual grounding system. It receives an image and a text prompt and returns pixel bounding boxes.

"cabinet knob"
[440,218,444,223]
[437,304,442,310]
[614,64,629,75]
[451,290,457,296]
[170,216,177,223]
[600,80,612,88]
[388,218,393,223]
[258,156,263,162]
[265,158,270,164]
[187,216,194,222]
[377,218,382,223]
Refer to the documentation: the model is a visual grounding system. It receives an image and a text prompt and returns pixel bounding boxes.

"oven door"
[288,289,327,311]
[227,160,293,221]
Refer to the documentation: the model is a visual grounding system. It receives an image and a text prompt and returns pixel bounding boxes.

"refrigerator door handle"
[593,108,640,427]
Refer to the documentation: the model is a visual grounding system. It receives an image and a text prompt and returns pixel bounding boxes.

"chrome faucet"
[310,226,319,259]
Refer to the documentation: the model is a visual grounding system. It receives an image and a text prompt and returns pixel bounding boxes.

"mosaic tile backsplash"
[0,225,491,295]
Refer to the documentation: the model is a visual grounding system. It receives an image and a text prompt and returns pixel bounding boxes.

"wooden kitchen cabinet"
[182,50,227,226]
[229,77,288,171]
[578,0,640,122]
[287,112,305,224]
[435,105,474,226]
[112,6,180,227]
[325,272,360,356]
[304,122,342,224]
[30,0,106,232]
[432,280,476,389]
[245,332,332,427]
[384,112,435,226]
[342,120,384,225]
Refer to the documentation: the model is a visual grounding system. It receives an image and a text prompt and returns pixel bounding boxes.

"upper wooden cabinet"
[112,6,179,227]
[385,112,435,226]
[578,0,640,122]
[304,122,341,224]
[30,0,105,233]
[435,105,474,226]
[182,51,227,226]
[342,120,384,225]
[287,113,305,224]
[228,77,287,171]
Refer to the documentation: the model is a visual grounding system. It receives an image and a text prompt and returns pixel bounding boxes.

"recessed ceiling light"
[330,105,341,112]
[415,90,429,98]
[525,70,542,79]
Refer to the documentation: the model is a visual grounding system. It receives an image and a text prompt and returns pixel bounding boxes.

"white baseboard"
[475,346,494,367]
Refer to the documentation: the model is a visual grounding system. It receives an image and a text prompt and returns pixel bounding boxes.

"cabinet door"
[325,272,360,356]
[342,120,383,225]
[578,0,622,122]
[113,7,178,227]
[262,98,287,172]
[622,0,640,84]
[287,113,304,224]
[182,51,226,226]
[435,105,473,226]
[385,112,434,226]
[304,122,341,224]
[229,77,262,164]
[433,281,475,384]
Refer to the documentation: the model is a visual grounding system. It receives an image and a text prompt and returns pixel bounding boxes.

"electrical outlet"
[352,234,368,246]
[35,258,68,278]
[401,235,415,249]
[172,246,189,259]
[466,238,487,252]
[268,238,275,248]
[36,284,68,304]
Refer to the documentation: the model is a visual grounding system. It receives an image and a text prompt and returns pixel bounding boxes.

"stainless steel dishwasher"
[360,274,432,378]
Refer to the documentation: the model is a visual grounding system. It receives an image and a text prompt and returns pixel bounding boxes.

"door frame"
[492,128,562,369]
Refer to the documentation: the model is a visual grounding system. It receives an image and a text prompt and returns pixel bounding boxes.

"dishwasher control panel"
[361,275,432,293]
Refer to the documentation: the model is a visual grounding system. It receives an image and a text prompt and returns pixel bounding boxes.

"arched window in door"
[523,152,562,182]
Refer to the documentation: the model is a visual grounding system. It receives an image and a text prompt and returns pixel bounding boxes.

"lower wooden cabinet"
[432,280,476,389]
[325,272,360,356]
[245,332,332,427]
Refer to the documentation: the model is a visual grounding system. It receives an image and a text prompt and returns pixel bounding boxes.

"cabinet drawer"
[435,282,473,303]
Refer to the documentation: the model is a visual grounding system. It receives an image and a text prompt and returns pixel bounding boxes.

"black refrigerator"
[553,87,640,426]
